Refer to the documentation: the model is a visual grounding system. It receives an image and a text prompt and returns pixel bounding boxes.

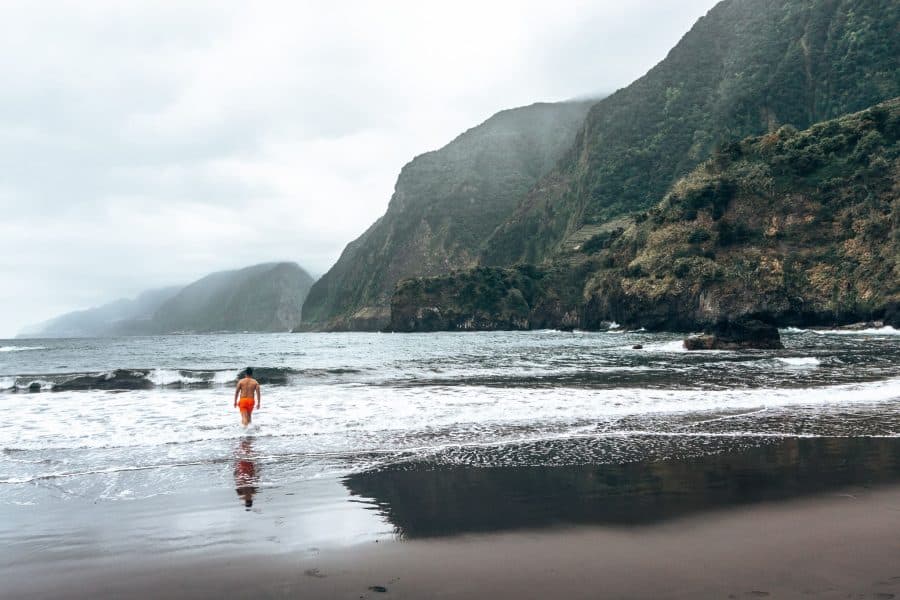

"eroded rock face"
[301,100,595,331]
[684,319,783,351]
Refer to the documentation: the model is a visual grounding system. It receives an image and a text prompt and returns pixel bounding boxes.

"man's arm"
[234,381,240,407]
[255,383,261,409]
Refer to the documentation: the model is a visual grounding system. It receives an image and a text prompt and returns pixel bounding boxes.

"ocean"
[2,328,898,511]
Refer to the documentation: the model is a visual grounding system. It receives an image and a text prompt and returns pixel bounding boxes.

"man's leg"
[241,410,250,426]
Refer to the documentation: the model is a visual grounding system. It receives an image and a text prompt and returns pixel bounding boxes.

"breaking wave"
[784,326,900,336]
[0,366,368,392]
[776,357,821,368]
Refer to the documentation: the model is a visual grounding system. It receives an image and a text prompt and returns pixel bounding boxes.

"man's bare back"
[234,367,261,427]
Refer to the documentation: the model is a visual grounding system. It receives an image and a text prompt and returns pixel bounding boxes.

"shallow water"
[1,329,898,505]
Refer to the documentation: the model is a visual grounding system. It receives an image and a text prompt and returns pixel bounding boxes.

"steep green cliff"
[390,0,900,332]
[482,0,900,266]
[584,98,900,330]
[390,99,900,331]
[300,100,595,330]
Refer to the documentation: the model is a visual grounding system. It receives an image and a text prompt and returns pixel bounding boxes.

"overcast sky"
[0,0,719,337]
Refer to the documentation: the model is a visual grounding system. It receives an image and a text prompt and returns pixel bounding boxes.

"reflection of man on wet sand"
[234,438,258,509]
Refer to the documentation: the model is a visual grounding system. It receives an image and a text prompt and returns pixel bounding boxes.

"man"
[234,367,261,427]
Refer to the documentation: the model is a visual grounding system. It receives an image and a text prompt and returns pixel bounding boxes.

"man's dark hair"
[244,366,253,377]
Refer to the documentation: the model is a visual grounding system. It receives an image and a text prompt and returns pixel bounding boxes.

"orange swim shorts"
[238,397,255,412]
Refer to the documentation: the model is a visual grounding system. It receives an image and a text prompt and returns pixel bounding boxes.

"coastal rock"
[885,302,900,328]
[684,319,783,351]
[54,369,154,391]
[389,266,541,332]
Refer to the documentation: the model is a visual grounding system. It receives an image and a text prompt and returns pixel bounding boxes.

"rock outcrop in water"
[299,100,595,331]
[22,262,315,337]
[684,319,784,350]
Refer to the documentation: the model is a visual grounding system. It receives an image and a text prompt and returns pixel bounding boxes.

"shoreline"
[5,484,900,599]
[3,436,900,599]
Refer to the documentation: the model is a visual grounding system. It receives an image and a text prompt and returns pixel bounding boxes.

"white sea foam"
[149,369,202,387]
[817,326,900,335]
[14,379,54,391]
[212,370,237,385]
[781,327,807,334]
[5,376,898,455]
[777,357,821,368]
[785,326,900,336]
[2,331,898,500]
[645,340,688,353]
[0,345,44,352]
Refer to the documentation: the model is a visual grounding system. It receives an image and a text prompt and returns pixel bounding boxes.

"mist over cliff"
[300,100,596,330]
[22,263,315,337]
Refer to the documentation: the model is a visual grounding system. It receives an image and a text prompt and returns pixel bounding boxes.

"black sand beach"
[3,437,899,599]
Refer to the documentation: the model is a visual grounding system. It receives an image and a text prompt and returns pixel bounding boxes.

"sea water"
[1,329,898,505]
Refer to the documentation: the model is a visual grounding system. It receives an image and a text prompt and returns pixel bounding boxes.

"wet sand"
[4,485,900,599]
[3,437,900,599]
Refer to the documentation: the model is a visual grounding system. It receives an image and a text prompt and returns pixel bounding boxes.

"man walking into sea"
[234,367,261,427]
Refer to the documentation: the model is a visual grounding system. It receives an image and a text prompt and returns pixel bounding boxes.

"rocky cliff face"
[389,0,900,333]
[481,0,900,267]
[300,100,595,331]
[391,99,900,332]
[583,99,900,330]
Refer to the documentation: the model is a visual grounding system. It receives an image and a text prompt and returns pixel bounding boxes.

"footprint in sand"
[304,568,327,578]
[746,592,770,597]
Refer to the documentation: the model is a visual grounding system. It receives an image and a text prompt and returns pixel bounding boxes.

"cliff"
[482,0,900,267]
[300,100,595,330]
[583,99,900,330]
[389,0,900,333]
[19,287,181,338]
[391,99,900,332]
[22,262,315,337]
[149,262,315,333]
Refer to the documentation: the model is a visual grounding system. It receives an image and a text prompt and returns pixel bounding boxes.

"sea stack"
[684,318,783,351]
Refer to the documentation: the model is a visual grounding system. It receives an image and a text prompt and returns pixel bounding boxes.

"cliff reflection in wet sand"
[234,437,259,510]
[343,437,900,538]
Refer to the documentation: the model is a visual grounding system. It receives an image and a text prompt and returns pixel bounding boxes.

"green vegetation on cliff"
[392,99,900,331]
[583,98,900,329]
[482,0,900,266]
[301,101,595,330]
